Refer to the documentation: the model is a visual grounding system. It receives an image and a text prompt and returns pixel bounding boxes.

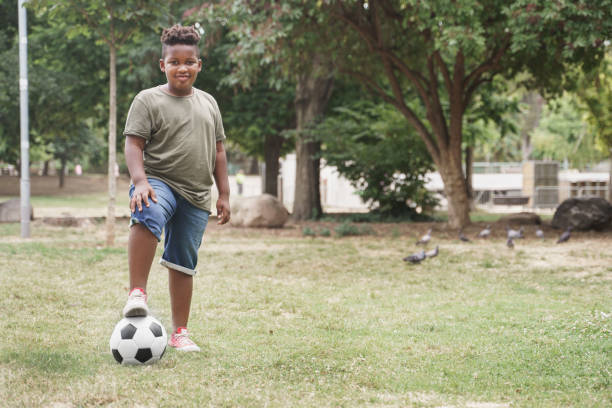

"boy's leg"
[128,224,158,290]
[124,178,177,317]
[161,194,209,351]
[168,268,193,331]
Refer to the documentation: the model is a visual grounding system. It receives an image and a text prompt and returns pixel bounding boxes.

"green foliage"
[531,93,606,169]
[316,100,436,217]
[317,227,331,237]
[333,221,375,237]
[572,52,612,155]
[301,226,316,237]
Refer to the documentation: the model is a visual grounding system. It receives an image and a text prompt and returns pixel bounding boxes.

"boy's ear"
[159,59,165,72]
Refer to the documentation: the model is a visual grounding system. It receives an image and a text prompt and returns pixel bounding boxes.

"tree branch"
[339,67,440,163]
[434,51,452,96]
[66,0,111,44]
[331,3,429,102]
[427,55,450,147]
[464,35,510,88]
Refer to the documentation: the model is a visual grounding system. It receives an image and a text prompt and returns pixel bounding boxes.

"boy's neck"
[160,83,194,97]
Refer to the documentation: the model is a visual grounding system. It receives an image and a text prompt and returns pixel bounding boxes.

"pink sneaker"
[122,287,149,317]
[168,327,201,352]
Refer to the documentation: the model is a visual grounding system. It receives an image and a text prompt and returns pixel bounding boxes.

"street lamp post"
[18,0,30,238]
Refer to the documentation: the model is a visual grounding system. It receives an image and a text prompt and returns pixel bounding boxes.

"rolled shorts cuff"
[129,217,162,242]
[160,258,197,276]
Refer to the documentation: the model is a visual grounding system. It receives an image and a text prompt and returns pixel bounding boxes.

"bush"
[302,227,316,237]
[334,221,376,238]
[315,100,437,217]
[318,227,331,237]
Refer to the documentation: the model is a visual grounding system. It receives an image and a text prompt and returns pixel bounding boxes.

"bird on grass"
[425,246,439,258]
[535,228,544,239]
[556,227,572,244]
[403,250,426,264]
[416,228,432,245]
[459,229,470,242]
[506,226,524,239]
[478,225,491,238]
[506,237,515,249]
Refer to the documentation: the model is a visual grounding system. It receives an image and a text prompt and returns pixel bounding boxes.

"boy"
[121,24,230,352]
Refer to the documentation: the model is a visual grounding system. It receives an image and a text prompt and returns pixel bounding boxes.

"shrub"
[315,100,437,217]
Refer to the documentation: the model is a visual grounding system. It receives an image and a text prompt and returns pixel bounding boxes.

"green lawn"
[0,193,130,209]
[0,219,610,407]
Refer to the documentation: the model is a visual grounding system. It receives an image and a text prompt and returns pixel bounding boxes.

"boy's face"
[159,44,202,96]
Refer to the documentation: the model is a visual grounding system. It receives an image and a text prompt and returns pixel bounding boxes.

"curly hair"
[160,24,201,57]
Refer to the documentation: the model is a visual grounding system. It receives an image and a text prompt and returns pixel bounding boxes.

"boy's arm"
[125,135,157,212]
[213,140,231,225]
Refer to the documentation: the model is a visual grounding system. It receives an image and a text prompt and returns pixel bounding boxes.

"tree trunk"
[292,54,334,220]
[439,158,471,228]
[263,133,283,196]
[42,160,50,176]
[465,145,475,209]
[520,91,544,162]
[59,158,66,188]
[248,157,259,175]
[106,40,117,246]
[609,150,612,203]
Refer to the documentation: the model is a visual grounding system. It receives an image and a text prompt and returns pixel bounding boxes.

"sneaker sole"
[170,345,201,352]
[122,305,149,317]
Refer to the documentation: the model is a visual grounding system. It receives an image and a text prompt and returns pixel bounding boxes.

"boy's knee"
[130,204,166,241]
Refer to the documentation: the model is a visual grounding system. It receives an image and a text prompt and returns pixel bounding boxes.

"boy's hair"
[161,24,201,58]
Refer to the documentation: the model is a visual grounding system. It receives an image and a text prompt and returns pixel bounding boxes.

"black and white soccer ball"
[109,315,167,365]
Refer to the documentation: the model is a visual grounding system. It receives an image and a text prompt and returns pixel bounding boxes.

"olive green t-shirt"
[123,86,226,212]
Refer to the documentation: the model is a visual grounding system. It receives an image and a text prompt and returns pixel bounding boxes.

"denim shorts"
[129,177,210,276]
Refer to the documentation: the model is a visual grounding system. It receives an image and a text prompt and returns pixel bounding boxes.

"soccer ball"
[109,315,167,365]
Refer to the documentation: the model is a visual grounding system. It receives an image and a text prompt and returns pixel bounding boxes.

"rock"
[0,199,33,222]
[499,212,542,225]
[230,194,289,228]
[41,217,94,228]
[551,197,612,231]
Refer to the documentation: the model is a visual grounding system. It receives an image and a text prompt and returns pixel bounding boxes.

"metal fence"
[533,185,610,208]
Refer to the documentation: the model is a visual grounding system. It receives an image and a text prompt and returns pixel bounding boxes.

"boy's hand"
[130,180,158,213]
[216,195,230,225]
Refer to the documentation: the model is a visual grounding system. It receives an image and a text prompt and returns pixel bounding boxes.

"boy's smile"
[159,44,202,97]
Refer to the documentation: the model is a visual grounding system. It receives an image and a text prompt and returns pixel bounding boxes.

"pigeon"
[506,237,514,249]
[416,228,432,245]
[478,225,491,238]
[506,226,524,239]
[403,250,426,264]
[425,246,439,258]
[535,228,544,239]
[459,229,470,242]
[556,227,572,244]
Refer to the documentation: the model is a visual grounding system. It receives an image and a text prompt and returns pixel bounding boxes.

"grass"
[0,216,611,407]
[0,193,130,209]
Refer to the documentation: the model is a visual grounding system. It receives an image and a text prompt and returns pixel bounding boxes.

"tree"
[196,2,335,219]
[572,52,612,201]
[188,33,296,196]
[323,0,611,228]
[316,98,436,216]
[531,93,606,170]
[30,0,171,245]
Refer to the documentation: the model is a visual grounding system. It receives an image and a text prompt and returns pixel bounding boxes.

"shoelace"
[173,333,195,347]
[130,290,147,301]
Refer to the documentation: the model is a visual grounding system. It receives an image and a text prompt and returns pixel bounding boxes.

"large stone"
[499,211,542,225]
[0,199,33,222]
[551,197,612,231]
[230,194,289,228]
